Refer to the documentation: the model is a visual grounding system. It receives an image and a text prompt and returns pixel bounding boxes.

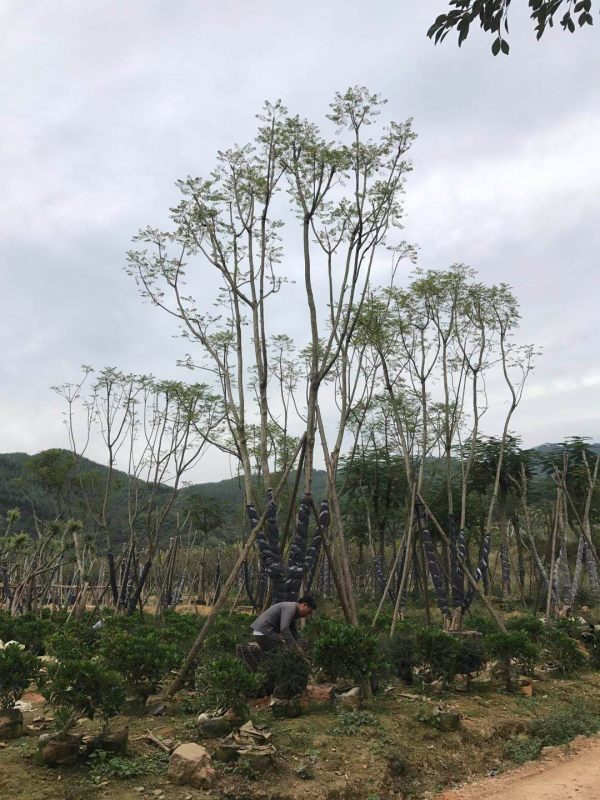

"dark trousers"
[253,632,282,653]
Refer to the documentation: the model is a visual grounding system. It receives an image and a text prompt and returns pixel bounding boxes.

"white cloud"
[1,0,599,478]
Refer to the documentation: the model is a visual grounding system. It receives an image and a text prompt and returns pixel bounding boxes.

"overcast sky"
[1,0,599,482]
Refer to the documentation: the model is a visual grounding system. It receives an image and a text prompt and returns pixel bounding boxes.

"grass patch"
[330,709,381,736]
[528,705,600,746]
[503,735,543,764]
[88,751,170,783]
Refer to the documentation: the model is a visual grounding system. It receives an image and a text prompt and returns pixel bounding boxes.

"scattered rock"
[197,707,246,737]
[541,745,560,759]
[270,696,302,718]
[333,687,362,710]
[212,740,240,763]
[519,679,534,697]
[238,720,272,743]
[20,692,45,705]
[422,708,461,732]
[37,732,83,766]
[213,721,276,767]
[306,683,335,703]
[428,679,445,695]
[168,742,216,789]
[90,726,129,754]
[238,744,276,772]
[0,708,24,740]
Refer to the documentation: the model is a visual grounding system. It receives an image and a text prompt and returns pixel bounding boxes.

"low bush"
[582,628,600,669]
[506,614,546,642]
[485,630,539,690]
[387,752,408,776]
[46,623,99,662]
[98,621,179,703]
[312,620,385,686]
[330,709,380,736]
[159,610,200,656]
[0,639,40,711]
[503,734,543,764]
[40,658,125,734]
[465,608,498,636]
[201,611,251,656]
[0,612,52,655]
[553,617,582,639]
[415,627,461,686]
[88,751,169,783]
[303,613,337,643]
[359,607,394,633]
[528,706,600,746]
[542,626,588,676]
[196,654,263,717]
[262,647,310,699]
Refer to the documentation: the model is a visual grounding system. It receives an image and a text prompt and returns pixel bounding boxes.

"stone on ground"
[37,732,83,766]
[168,742,216,789]
[334,686,362,710]
[270,695,302,718]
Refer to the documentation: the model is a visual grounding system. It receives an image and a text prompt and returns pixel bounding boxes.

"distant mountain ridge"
[1,443,598,544]
[0,449,328,545]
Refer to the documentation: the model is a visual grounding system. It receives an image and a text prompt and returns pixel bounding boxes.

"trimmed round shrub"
[262,647,310,699]
[464,608,498,636]
[311,620,384,684]
[486,630,540,690]
[0,640,40,711]
[46,623,99,662]
[506,614,545,642]
[0,612,51,656]
[415,627,461,686]
[452,634,486,678]
[40,658,125,733]
[196,654,264,716]
[98,620,179,701]
[542,626,588,676]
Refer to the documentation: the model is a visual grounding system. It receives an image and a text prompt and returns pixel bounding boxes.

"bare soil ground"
[439,734,600,800]
[3,672,600,800]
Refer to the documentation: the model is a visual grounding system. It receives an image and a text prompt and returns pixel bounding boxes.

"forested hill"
[0,449,328,546]
[1,443,598,546]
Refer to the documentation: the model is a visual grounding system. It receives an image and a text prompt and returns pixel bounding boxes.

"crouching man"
[250,595,316,653]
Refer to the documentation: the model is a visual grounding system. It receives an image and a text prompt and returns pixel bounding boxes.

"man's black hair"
[298,594,317,609]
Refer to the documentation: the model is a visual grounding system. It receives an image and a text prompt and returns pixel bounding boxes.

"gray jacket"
[251,601,300,648]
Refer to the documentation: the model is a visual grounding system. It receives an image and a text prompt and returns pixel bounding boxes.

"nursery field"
[3,667,600,799]
[4,606,600,800]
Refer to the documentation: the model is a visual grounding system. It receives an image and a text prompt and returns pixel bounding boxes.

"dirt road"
[440,735,600,800]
